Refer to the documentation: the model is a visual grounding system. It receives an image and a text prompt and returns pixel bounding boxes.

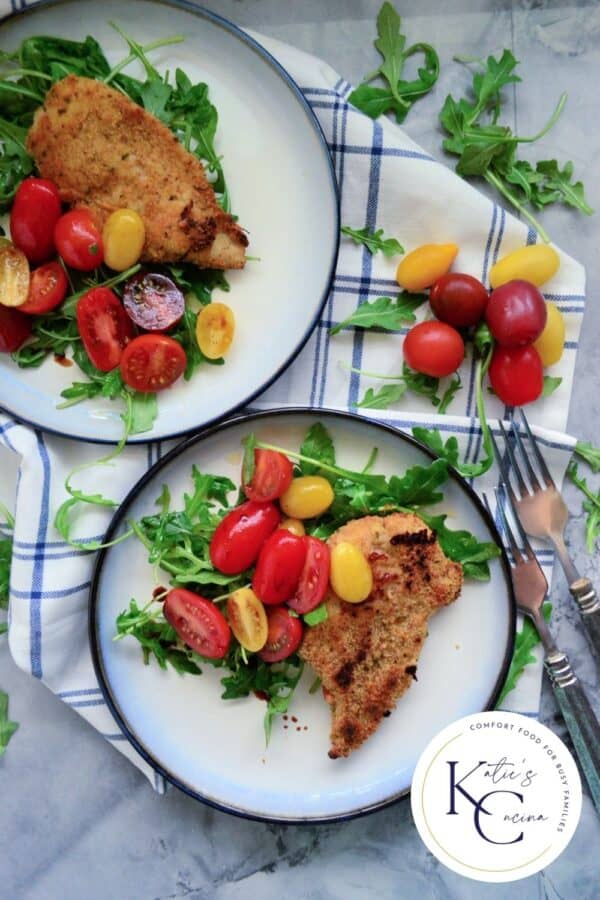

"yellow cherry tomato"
[280,517,306,536]
[489,244,560,289]
[396,243,459,292]
[330,541,373,604]
[102,208,145,272]
[279,475,334,519]
[196,302,235,359]
[533,302,565,367]
[0,241,30,307]
[226,587,268,652]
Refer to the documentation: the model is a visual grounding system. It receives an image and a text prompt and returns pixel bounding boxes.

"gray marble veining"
[1,1,600,898]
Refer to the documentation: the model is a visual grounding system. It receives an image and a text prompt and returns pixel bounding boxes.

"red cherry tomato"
[243,449,293,503]
[252,529,307,606]
[488,345,544,406]
[122,272,184,332]
[10,177,62,264]
[119,334,187,392]
[403,320,465,377]
[164,588,230,660]
[19,262,68,315]
[54,209,104,271]
[210,500,281,575]
[258,606,304,663]
[287,536,330,614]
[77,287,135,372]
[0,306,31,352]
[429,273,489,328]
[485,279,547,348]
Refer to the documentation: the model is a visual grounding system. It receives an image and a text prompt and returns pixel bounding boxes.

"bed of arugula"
[0,25,231,437]
[115,421,500,744]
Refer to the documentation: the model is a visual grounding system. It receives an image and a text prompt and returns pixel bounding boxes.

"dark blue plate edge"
[89,406,517,825]
[0,0,341,446]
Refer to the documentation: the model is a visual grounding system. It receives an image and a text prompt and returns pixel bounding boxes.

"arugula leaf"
[0,531,12,613]
[0,689,18,758]
[127,390,158,435]
[419,512,501,580]
[542,375,562,398]
[299,422,336,475]
[574,441,600,473]
[303,604,328,626]
[330,293,426,335]
[349,3,439,124]
[441,51,593,241]
[241,433,257,485]
[567,462,600,553]
[438,375,461,414]
[355,363,441,410]
[115,599,202,675]
[341,225,404,257]
[358,383,408,409]
[388,458,449,507]
[496,603,551,706]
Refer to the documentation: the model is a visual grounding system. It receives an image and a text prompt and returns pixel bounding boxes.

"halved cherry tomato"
[164,588,230,659]
[226,587,268,652]
[122,272,184,332]
[252,529,307,605]
[77,287,135,372]
[486,280,547,348]
[429,273,489,328]
[258,606,304,663]
[120,334,187,392]
[54,209,104,271]
[19,262,68,315]
[196,302,235,359]
[0,306,31,352]
[210,500,280,575]
[403,320,465,377]
[0,241,29,307]
[488,345,544,406]
[10,177,62,264]
[288,536,330,614]
[243,449,293,502]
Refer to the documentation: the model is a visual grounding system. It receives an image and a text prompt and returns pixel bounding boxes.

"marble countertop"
[1,1,599,897]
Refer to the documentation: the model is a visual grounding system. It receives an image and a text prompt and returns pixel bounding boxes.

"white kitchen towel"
[0,2,585,790]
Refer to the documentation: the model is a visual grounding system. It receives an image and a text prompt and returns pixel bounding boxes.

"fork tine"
[518,408,555,488]
[496,420,529,497]
[497,483,536,562]
[493,486,524,564]
[511,418,542,492]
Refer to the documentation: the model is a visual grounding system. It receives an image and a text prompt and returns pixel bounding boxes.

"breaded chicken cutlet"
[299,512,463,759]
[26,74,247,270]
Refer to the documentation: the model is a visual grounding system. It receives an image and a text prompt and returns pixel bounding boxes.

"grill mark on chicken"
[26,75,247,270]
[299,512,463,759]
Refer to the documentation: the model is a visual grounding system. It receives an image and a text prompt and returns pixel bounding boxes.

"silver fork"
[485,487,600,813]
[490,409,600,664]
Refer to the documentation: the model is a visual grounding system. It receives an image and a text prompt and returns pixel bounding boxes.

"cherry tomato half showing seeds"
[103,208,146,272]
[0,306,31,352]
[210,500,281,575]
[226,587,268,653]
[10,177,62,264]
[485,279,547,348]
[243,449,293,503]
[20,262,68,315]
[258,606,304,663]
[54,209,104,271]
[196,302,235,359]
[488,345,544,407]
[287,536,330,614]
[164,588,230,660]
[403,320,465,378]
[120,334,187,392]
[429,273,489,328]
[122,272,184,332]
[77,287,135,372]
[252,529,307,606]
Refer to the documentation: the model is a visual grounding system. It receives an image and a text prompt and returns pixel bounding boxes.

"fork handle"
[569,577,600,663]
[545,650,600,814]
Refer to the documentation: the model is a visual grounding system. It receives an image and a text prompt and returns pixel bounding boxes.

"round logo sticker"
[411,711,582,883]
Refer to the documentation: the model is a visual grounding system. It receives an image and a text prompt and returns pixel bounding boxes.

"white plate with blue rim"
[0,0,339,443]
[90,408,515,823]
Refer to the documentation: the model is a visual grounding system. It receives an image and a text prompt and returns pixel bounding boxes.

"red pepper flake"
[254,690,268,702]
[296,726,301,732]
[283,715,288,721]
[303,726,308,731]
[152,586,167,600]
[291,715,298,723]
[54,354,73,367]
